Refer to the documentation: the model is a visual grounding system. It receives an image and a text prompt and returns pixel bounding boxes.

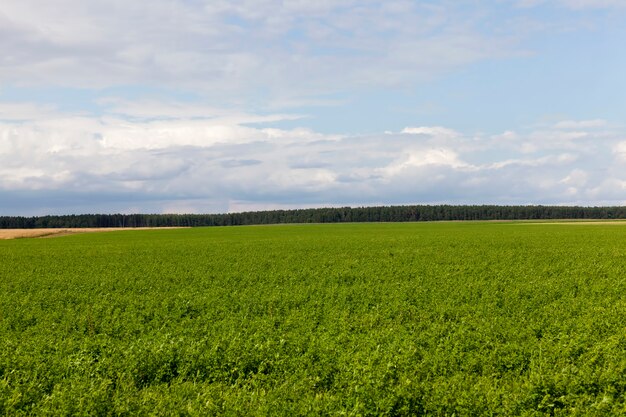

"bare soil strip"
[0,227,185,240]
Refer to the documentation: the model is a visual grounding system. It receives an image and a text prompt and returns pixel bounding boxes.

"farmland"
[0,227,185,240]
[1,223,626,415]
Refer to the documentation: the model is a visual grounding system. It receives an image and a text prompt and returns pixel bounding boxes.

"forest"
[1,205,625,228]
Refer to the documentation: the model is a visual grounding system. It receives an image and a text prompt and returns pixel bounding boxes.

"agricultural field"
[1,222,626,415]
[0,227,184,240]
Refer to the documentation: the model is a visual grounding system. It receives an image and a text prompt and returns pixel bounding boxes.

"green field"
[2,223,626,415]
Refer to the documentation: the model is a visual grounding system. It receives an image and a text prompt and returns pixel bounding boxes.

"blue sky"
[1,0,625,215]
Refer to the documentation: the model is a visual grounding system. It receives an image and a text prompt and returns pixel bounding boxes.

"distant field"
[2,223,626,415]
[0,227,184,240]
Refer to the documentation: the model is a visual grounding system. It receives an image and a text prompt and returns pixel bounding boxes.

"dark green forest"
[1,205,626,228]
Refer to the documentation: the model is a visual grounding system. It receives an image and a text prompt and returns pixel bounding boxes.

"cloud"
[517,0,626,9]
[613,141,626,160]
[1,2,622,215]
[98,98,305,122]
[1,105,625,214]
[402,126,461,138]
[0,0,517,98]
[382,148,471,177]
[553,119,607,129]
[0,102,60,121]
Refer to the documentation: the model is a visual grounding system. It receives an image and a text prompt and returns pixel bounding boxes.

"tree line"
[1,205,626,228]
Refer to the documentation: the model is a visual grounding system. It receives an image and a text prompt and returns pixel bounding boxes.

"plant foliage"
[2,205,626,228]
[1,223,626,415]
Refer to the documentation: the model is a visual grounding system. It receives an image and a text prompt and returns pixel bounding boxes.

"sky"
[1,0,625,215]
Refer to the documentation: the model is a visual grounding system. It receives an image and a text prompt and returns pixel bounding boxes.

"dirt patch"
[0,227,185,240]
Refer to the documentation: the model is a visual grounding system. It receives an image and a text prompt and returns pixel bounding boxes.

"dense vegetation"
[2,223,626,415]
[2,204,626,228]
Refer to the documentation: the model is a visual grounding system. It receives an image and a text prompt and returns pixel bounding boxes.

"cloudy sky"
[1,0,625,215]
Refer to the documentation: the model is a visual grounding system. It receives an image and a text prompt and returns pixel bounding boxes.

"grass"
[1,222,626,415]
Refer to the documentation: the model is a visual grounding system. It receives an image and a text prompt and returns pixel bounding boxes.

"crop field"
[2,222,626,415]
[0,227,185,240]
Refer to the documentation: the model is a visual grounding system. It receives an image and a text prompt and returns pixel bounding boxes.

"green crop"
[1,222,626,415]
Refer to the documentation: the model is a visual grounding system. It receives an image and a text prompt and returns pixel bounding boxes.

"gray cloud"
[1,1,623,215]
[1,106,625,214]
[0,0,517,99]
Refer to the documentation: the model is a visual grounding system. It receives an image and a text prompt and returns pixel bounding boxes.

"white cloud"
[486,153,577,169]
[402,126,461,138]
[0,0,518,97]
[557,175,582,197]
[517,0,626,9]
[98,98,304,122]
[382,148,470,177]
[554,119,607,129]
[0,102,60,121]
[613,141,626,160]
[2,108,626,214]
[559,0,626,9]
